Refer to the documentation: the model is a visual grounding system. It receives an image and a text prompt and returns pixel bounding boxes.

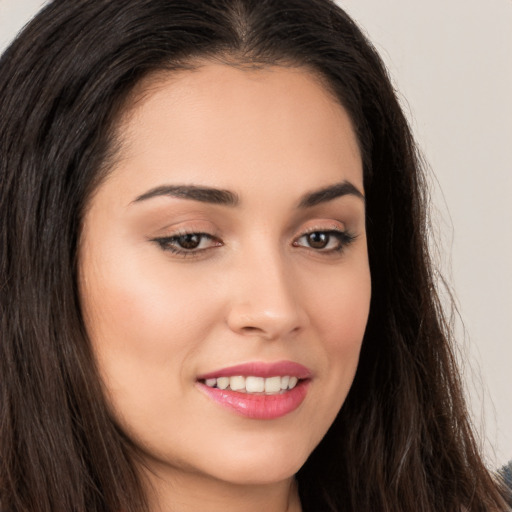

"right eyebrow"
[131,184,240,207]
[297,180,365,208]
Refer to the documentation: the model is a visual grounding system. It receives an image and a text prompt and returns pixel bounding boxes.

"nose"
[225,247,308,341]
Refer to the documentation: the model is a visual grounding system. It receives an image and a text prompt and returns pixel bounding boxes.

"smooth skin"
[79,63,371,512]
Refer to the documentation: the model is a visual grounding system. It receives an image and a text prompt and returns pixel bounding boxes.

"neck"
[141,464,302,512]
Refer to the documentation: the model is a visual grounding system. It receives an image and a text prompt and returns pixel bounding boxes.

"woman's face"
[79,63,370,489]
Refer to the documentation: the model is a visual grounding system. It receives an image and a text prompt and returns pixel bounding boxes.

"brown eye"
[152,232,222,255]
[306,232,329,249]
[176,234,202,249]
[293,229,356,253]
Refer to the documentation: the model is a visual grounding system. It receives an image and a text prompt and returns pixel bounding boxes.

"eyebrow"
[132,185,239,206]
[131,180,364,208]
[297,181,365,208]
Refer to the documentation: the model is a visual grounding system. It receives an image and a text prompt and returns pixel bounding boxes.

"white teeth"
[202,375,301,394]
[229,375,246,391]
[216,377,230,390]
[245,376,265,393]
[264,376,282,393]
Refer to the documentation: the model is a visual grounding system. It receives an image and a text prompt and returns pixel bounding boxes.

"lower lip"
[197,380,310,420]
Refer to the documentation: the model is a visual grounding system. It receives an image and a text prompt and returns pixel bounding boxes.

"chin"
[209,459,304,487]
[193,434,312,486]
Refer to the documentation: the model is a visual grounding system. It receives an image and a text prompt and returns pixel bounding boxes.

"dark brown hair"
[0,1,509,511]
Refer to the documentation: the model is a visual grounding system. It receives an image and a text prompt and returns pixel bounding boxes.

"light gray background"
[1,0,510,466]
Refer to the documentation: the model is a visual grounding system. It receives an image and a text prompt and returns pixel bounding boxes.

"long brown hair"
[0,1,509,511]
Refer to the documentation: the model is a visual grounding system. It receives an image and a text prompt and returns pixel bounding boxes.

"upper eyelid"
[150,224,219,239]
[293,223,347,238]
[153,227,352,247]
[295,229,355,243]
[299,225,345,233]
[153,223,349,240]
[154,232,219,243]
[151,233,221,257]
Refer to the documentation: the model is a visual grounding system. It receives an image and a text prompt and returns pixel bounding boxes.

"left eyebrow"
[297,181,365,208]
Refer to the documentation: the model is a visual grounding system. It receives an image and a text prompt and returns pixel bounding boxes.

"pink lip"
[197,380,310,420]
[196,361,312,420]
[197,360,312,380]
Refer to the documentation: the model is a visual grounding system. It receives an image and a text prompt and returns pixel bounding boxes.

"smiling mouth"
[196,361,311,418]
[199,375,301,394]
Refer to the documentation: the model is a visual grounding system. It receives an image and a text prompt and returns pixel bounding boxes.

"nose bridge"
[226,237,306,339]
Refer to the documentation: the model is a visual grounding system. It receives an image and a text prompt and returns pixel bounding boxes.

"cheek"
[308,259,371,351]
[324,282,370,354]
[301,259,371,419]
[79,236,223,390]
[78,247,221,440]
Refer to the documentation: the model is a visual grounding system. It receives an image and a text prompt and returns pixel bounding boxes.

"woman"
[0,1,510,511]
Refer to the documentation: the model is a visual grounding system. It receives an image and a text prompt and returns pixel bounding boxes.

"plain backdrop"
[1,0,511,467]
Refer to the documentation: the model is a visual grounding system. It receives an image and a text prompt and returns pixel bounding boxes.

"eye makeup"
[149,224,357,260]
[151,231,223,257]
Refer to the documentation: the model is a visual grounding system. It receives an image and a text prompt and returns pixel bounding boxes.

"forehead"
[105,62,363,201]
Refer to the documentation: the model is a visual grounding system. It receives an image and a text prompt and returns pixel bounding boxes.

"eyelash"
[293,229,356,253]
[152,232,221,257]
[152,228,356,258]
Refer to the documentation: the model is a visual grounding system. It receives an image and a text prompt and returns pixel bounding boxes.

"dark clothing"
[500,460,512,500]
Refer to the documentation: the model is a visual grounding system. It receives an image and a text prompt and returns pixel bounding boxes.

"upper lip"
[197,360,312,380]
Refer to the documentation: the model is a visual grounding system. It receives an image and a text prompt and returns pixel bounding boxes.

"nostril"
[241,326,262,333]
